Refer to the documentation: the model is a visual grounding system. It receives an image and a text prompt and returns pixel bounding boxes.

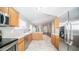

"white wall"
[19,19,27,29]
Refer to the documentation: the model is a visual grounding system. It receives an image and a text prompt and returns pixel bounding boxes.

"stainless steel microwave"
[0,12,9,27]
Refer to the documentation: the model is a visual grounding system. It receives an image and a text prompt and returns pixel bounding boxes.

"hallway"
[26,35,57,51]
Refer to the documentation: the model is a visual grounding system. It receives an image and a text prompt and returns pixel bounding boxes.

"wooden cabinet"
[17,38,25,51]
[51,34,60,50]
[32,32,43,40]
[54,16,59,28]
[51,35,55,46]
[0,7,19,27]
[9,7,19,27]
[0,7,9,14]
[55,35,60,49]
[27,34,32,42]
[17,33,33,51]
[51,16,60,50]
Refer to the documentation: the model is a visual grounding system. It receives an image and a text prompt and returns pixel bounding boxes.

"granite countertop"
[13,31,32,39]
[3,31,32,39]
[0,31,32,49]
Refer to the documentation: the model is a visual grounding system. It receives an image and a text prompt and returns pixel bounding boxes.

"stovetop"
[0,38,17,48]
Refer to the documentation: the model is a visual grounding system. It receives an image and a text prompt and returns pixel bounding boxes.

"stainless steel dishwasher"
[24,36,30,50]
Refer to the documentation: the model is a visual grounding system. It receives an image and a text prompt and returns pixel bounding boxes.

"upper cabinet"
[9,7,19,27]
[0,7,19,27]
[0,7,9,14]
[54,16,59,28]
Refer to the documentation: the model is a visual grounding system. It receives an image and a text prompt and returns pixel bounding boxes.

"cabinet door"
[17,38,25,51]
[54,17,59,28]
[51,35,56,46]
[55,35,60,49]
[28,34,32,42]
[51,34,60,50]
[18,41,24,51]
[0,7,9,14]
[9,7,19,27]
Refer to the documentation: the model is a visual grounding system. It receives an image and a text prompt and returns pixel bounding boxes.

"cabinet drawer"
[17,38,24,44]
[54,17,59,28]
[27,34,32,42]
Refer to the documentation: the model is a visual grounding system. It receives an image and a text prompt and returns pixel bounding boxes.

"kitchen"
[0,7,79,51]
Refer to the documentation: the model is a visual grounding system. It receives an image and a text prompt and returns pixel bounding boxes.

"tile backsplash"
[0,27,14,38]
[0,27,28,38]
[0,18,30,38]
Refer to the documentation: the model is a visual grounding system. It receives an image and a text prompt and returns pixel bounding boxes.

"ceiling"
[14,7,73,25]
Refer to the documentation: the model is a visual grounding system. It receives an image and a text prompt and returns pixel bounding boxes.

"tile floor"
[26,35,57,51]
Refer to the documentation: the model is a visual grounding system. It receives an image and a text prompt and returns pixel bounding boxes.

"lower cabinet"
[51,34,60,50]
[32,32,43,40]
[27,34,32,42]
[17,33,33,51]
[51,35,56,46]
[24,35,29,50]
[55,35,60,49]
[17,38,25,51]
